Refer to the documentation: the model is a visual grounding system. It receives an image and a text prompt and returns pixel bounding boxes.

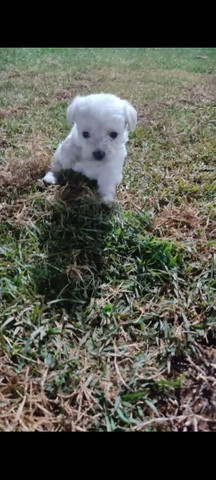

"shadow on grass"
[34,171,115,314]
[34,171,181,323]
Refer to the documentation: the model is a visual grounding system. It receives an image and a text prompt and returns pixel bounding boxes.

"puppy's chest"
[74,159,104,180]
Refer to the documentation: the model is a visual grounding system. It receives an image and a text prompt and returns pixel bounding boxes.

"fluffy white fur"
[43,93,137,202]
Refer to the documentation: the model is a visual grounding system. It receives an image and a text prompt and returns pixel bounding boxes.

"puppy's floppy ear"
[66,95,82,126]
[124,101,137,132]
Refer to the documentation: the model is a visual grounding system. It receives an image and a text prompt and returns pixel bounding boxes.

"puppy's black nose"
[93,150,105,161]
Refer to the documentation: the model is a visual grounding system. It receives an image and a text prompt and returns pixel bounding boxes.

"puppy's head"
[66,93,137,162]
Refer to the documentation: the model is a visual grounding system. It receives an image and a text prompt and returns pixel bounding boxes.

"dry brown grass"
[0,133,51,193]
[154,204,202,240]
[1,338,215,431]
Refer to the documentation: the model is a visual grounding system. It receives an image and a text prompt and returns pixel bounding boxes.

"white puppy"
[43,93,137,202]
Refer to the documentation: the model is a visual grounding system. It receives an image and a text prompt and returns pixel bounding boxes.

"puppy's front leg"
[43,130,78,185]
[43,143,64,185]
[97,176,117,203]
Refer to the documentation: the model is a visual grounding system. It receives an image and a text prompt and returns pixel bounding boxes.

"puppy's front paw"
[101,193,117,204]
[43,171,58,185]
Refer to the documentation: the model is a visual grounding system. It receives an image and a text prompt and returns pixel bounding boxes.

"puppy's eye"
[109,131,118,139]
[82,131,90,138]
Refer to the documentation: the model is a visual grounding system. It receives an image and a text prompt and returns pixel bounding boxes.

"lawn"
[0,47,216,431]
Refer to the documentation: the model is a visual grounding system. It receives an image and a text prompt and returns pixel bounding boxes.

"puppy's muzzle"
[93,150,105,161]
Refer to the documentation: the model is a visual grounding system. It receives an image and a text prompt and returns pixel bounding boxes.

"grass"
[1,48,216,74]
[0,48,216,431]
